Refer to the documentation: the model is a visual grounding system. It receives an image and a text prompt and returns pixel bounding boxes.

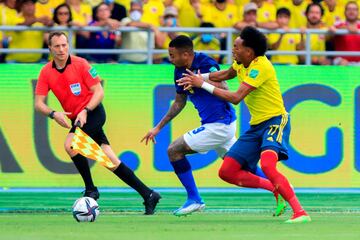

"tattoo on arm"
[157,93,187,130]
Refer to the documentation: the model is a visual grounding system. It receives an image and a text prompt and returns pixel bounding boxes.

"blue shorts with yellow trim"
[225,114,290,173]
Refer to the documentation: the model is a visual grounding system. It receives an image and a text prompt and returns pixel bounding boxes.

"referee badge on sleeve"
[89,67,98,78]
[70,83,81,96]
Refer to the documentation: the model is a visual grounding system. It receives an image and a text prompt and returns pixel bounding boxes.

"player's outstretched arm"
[141,93,187,145]
[177,71,254,105]
[35,95,71,128]
[201,66,237,82]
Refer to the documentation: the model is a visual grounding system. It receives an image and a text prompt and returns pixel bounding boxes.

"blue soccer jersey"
[174,52,236,125]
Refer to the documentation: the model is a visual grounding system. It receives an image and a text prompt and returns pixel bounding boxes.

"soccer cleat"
[143,191,161,215]
[273,192,287,217]
[285,211,311,223]
[83,187,100,200]
[173,199,205,217]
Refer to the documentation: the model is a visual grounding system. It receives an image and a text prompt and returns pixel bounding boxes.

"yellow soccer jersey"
[6,21,44,63]
[201,3,240,28]
[35,0,65,19]
[232,56,287,125]
[322,3,345,27]
[268,33,301,64]
[70,2,92,25]
[142,0,165,27]
[0,4,21,25]
[173,0,201,27]
[288,0,311,28]
[257,2,276,23]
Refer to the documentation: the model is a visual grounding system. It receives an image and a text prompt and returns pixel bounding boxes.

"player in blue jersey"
[142,35,238,216]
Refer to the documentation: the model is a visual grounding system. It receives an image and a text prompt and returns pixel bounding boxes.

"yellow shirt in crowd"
[141,0,165,27]
[173,0,201,27]
[257,2,277,23]
[35,0,65,19]
[201,3,239,28]
[268,33,301,64]
[70,2,92,25]
[6,19,44,63]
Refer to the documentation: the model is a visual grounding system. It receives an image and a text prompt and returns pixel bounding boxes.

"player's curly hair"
[240,26,267,57]
[169,35,194,53]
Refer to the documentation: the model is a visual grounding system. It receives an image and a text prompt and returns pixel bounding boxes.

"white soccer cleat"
[173,199,205,216]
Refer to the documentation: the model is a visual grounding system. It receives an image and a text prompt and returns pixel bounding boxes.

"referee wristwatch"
[48,110,56,119]
[84,107,91,113]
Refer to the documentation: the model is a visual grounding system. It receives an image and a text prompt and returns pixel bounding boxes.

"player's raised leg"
[101,144,161,215]
[260,149,311,223]
[168,136,204,216]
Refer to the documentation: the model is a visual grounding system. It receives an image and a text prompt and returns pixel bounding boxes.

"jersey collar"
[52,55,72,73]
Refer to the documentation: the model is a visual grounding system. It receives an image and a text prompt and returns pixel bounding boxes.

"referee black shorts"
[69,103,110,145]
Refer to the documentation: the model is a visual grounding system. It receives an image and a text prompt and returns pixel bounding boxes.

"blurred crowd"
[0,0,359,65]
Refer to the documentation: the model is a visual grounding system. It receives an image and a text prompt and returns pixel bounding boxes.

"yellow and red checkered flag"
[71,127,115,168]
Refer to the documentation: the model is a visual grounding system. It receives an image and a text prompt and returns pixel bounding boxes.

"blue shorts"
[225,114,290,173]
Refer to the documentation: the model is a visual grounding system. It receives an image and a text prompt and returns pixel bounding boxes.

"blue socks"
[171,157,201,202]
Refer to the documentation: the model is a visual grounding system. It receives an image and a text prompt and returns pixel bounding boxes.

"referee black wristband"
[84,107,91,113]
[48,110,55,119]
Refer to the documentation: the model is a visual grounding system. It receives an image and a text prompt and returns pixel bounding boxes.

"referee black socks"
[71,154,96,190]
[113,163,152,200]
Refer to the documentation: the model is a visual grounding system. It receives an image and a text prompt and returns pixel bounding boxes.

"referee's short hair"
[240,26,267,57]
[48,31,68,46]
[169,35,194,53]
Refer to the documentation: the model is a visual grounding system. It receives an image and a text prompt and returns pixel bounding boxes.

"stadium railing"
[0,25,359,65]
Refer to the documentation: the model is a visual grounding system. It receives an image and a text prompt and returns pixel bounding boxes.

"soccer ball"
[72,197,99,222]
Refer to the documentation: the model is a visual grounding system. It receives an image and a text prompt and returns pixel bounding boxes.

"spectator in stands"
[331,1,360,65]
[87,2,121,63]
[234,2,278,30]
[322,0,345,27]
[268,7,305,65]
[67,0,92,24]
[251,0,278,29]
[234,2,257,30]
[67,0,93,54]
[193,22,221,62]
[1,0,20,61]
[1,0,20,26]
[289,0,310,28]
[45,3,78,48]
[119,0,160,63]
[5,0,48,63]
[35,0,64,22]
[169,0,202,28]
[53,3,72,26]
[154,5,187,63]
[201,0,239,29]
[302,2,330,65]
[141,0,165,27]
[104,0,127,21]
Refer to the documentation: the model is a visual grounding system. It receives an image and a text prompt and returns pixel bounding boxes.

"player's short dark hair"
[277,7,291,17]
[48,31,68,46]
[169,35,194,53]
[239,26,267,57]
[305,3,324,16]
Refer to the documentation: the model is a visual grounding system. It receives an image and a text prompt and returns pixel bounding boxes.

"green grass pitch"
[0,191,359,240]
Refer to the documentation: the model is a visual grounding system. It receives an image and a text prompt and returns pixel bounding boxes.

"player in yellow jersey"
[178,26,311,224]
